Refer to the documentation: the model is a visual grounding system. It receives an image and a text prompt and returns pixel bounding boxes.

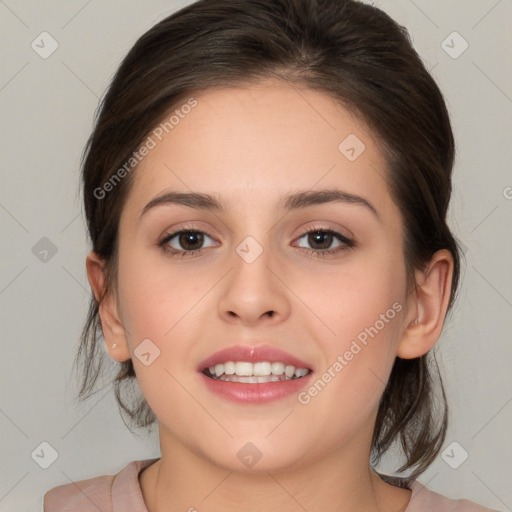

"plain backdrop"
[1,1,511,511]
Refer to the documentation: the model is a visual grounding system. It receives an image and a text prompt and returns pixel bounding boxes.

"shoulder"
[43,473,114,512]
[376,472,501,512]
[43,458,159,512]
[407,480,502,511]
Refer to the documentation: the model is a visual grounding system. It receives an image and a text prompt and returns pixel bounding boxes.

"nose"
[217,242,291,327]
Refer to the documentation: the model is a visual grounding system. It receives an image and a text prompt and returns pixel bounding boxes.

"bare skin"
[87,79,453,511]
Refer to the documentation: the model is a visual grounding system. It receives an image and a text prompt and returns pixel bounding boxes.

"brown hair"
[75,0,461,479]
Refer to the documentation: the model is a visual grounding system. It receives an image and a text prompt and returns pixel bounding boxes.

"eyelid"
[296,222,354,241]
[159,224,219,247]
[158,221,217,240]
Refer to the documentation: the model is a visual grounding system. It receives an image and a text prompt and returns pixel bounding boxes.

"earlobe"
[85,251,131,362]
[397,249,454,359]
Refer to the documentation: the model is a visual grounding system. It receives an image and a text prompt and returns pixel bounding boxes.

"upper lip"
[198,344,312,372]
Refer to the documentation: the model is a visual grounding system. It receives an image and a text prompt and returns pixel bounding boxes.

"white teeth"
[236,361,253,376]
[224,361,236,375]
[295,368,309,378]
[253,362,272,376]
[271,362,284,375]
[284,365,295,378]
[218,374,283,383]
[205,361,310,381]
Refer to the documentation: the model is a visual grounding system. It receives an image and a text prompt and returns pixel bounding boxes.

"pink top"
[43,458,500,511]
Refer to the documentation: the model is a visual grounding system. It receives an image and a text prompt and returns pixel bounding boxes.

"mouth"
[202,361,311,383]
[197,344,313,403]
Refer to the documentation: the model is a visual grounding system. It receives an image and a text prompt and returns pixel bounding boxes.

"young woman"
[44,0,500,510]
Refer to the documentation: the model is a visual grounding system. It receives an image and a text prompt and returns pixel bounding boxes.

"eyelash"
[157,225,355,259]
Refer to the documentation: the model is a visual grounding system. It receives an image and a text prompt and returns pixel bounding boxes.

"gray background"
[1,0,511,511]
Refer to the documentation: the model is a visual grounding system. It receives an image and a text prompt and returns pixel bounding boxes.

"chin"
[197,435,309,475]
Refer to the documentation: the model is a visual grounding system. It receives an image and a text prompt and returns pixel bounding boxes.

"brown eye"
[159,229,217,256]
[307,231,335,250]
[294,228,354,257]
[177,231,205,251]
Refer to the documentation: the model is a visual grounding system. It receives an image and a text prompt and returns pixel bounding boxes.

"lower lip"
[199,372,313,404]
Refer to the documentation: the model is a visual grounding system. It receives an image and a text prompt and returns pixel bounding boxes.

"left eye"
[295,229,353,253]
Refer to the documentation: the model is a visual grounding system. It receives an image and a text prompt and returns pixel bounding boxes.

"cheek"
[115,252,206,419]
[116,242,206,343]
[297,248,407,393]
[298,247,406,341]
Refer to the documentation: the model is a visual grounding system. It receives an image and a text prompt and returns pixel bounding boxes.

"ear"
[397,249,454,359]
[86,251,131,362]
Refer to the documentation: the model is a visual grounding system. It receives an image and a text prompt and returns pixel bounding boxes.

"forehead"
[123,80,395,219]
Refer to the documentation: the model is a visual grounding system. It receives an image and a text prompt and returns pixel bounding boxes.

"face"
[108,80,413,473]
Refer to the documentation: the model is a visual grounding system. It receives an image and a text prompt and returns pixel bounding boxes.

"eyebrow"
[139,188,380,221]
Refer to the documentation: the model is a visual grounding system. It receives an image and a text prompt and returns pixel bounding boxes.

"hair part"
[75,0,461,478]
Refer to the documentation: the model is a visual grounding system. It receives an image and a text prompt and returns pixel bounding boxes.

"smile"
[204,361,311,383]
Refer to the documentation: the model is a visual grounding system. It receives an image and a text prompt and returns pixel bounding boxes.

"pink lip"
[198,344,312,371]
[199,372,313,404]
[197,344,314,404]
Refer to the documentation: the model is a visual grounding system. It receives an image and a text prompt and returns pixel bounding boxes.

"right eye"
[158,229,218,257]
